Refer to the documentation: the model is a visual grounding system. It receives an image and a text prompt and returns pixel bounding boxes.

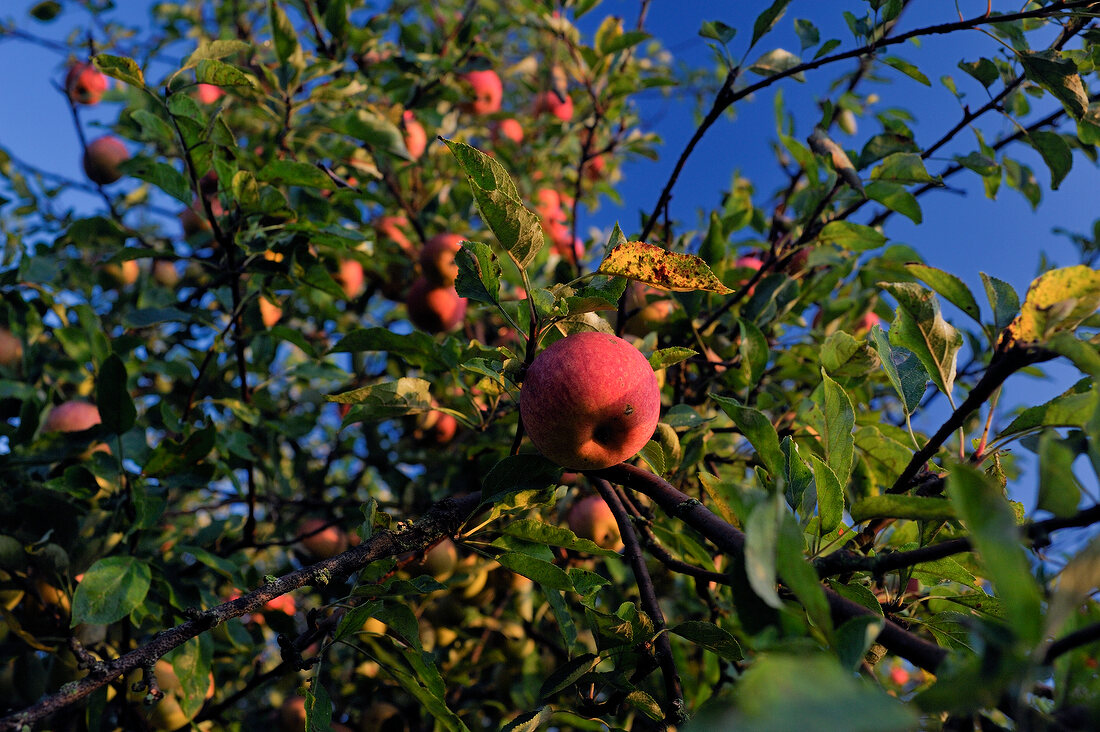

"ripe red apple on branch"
[82,135,130,185]
[520,331,660,470]
[65,62,109,105]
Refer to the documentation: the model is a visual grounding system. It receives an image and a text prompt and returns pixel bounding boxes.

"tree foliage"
[2,1,1100,730]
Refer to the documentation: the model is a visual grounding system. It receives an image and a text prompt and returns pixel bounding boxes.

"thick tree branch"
[590,464,949,673]
[0,494,479,732]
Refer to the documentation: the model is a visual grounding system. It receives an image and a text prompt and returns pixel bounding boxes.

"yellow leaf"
[596,241,733,294]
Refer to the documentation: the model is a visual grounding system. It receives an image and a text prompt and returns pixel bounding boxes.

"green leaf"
[777,513,832,633]
[980,272,1020,334]
[539,654,600,699]
[881,56,930,86]
[330,327,452,370]
[669,621,743,660]
[257,160,334,190]
[820,369,855,487]
[699,20,736,45]
[711,395,784,479]
[120,158,191,204]
[442,138,543,270]
[375,601,422,651]
[500,707,554,732]
[164,637,213,719]
[904,264,981,324]
[1006,265,1100,345]
[954,151,999,176]
[958,57,998,88]
[70,556,152,626]
[793,19,820,52]
[751,0,793,48]
[738,319,769,385]
[267,0,299,65]
[649,347,697,370]
[882,282,962,399]
[849,495,956,523]
[1028,131,1072,190]
[1044,533,1100,644]
[96,354,136,435]
[810,456,843,534]
[1037,431,1083,518]
[750,48,803,79]
[1045,332,1100,378]
[455,241,501,306]
[870,153,941,185]
[695,654,918,729]
[502,519,618,557]
[30,1,61,21]
[998,377,1098,439]
[183,40,251,68]
[945,465,1042,645]
[195,59,257,91]
[834,616,885,670]
[327,377,432,423]
[744,495,783,608]
[597,240,732,294]
[93,54,144,88]
[865,181,922,223]
[781,436,813,514]
[871,323,924,413]
[331,110,409,159]
[817,221,886,251]
[1019,50,1088,121]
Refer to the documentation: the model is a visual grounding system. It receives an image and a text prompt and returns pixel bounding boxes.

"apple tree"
[2,1,1100,730]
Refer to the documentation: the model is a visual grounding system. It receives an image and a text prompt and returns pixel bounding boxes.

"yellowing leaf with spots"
[597,241,733,294]
[1004,265,1100,346]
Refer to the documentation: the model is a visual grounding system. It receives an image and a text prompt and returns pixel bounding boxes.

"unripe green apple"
[83,135,130,185]
[520,331,660,470]
[65,62,109,105]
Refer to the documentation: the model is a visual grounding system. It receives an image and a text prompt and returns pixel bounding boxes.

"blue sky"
[1,1,1096,519]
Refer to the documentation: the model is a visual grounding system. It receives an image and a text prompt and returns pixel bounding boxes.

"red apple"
[419,538,458,580]
[337,258,365,299]
[419,233,465,286]
[734,255,764,296]
[196,83,225,104]
[406,277,467,334]
[461,69,503,115]
[520,332,661,470]
[402,110,427,161]
[534,90,573,121]
[623,283,675,336]
[65,62,109,105]
[375,215,414,256]
[0,327,22,367]
[297,518,348,559]
[103,258,139,287]
[44,401,101,433]
[83,135,130,185]
[857,311,883,333]
[414,410,458,444]
[568,495,622,551]
[259,296,283,328]
[492,118,524,144]
[151,259,180,287]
